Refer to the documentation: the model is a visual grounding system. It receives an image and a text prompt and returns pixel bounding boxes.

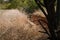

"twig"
[35,0,47,18]
[39,31,47,34]
[38,20,50,36]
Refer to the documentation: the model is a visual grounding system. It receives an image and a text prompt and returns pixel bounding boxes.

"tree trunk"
[56,0,60,40]
[44,0,58,40]
[46,6,58,40]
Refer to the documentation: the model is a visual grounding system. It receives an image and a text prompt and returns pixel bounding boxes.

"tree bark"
[44,0,58,40]
[56,0,60,40]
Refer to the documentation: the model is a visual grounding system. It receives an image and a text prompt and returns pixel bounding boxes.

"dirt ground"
[0,9,49,40]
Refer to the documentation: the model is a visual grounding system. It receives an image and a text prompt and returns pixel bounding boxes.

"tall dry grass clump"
[0,9,48,40]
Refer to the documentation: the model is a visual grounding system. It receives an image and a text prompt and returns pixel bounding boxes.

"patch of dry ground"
[0,9,48,40]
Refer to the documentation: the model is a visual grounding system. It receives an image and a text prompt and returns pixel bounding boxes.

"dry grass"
[0,9,48,40]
